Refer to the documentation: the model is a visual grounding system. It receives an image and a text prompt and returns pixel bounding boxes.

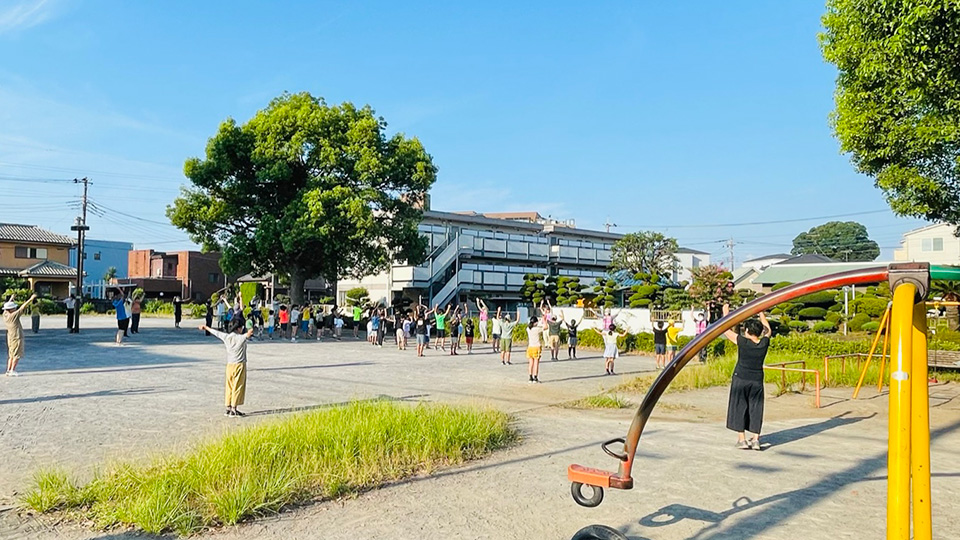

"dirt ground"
[2,316,959,540]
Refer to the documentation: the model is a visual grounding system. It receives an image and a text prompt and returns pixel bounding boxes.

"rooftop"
[744,253,792,263]
[753,261,888,285]
[0,223,75,246]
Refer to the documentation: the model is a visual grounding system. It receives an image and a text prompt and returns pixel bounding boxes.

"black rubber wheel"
[570,482,604,508]
[570,524,629,540]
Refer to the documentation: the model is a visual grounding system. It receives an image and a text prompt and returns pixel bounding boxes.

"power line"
[619,209,892,229]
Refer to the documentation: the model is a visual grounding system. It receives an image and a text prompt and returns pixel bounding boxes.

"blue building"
[69,239,134,281]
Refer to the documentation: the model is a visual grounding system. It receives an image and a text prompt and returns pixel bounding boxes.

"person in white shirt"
[290,305,301,342]
[199,319,254,417]
[63,294,77,333]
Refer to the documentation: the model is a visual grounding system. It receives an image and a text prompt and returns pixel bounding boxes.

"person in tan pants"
[200,320,254,417]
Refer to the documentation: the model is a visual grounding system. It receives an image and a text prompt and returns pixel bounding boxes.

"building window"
[208,272,220,283]
[94,252,101,261]
[14,247,47,259]
[921,238,944,252]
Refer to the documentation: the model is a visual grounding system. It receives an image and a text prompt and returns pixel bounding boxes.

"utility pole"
[70,178,90,334]
[603,218,618,233]
[726,237,735,270]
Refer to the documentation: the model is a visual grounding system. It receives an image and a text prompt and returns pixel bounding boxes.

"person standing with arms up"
[476,298,490,343]
[130,292,143,334]
[352,304,362,339]
[722,304,771,450]
[491,306,502,353]
[546,313,563,361]
[565,317,580,359]
[694,311,708,363]
[4,294,37,376]
[499,306,520,366]
[651,319,668,369]
[666,319,681,364]
[199,319,254,417]
[112,290,130,346]
[594,324,627,375]
[433,304,452,351]
[204,298,214,336]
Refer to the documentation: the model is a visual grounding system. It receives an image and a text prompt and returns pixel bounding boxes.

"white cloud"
[0,0,59,35]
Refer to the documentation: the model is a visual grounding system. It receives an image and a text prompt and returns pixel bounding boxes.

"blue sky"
[0,0,930,265]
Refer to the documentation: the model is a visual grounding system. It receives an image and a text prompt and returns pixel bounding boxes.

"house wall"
[128,250,155,278]
[0,241,70,268]
[181,252,224,301]
[69,239,133,280]
[894,224,960,265]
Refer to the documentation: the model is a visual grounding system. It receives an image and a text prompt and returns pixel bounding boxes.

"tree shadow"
[0,387,170,406]
[628,418,960,540]
[760,411,875,448]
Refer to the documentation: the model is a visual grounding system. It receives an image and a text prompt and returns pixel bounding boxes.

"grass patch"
[615,351,960,397]
[566,393,632,409]
[22,401,515,536]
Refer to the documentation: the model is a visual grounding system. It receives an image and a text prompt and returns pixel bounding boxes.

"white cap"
[3,301,18,310]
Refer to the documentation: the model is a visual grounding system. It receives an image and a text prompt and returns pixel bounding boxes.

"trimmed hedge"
[813,321,838,333]
[788,321,809,332]
[771,281,793,291]
[797,307,828,320]
[861,321,881,332]
[824,312,841,324]
[848,313,872,331]
[796,290,838,306]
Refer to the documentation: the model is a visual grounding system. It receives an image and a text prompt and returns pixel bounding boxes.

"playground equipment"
[567,263,960,540]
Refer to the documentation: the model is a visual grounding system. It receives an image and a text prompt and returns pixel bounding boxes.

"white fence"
[549,307,704,336]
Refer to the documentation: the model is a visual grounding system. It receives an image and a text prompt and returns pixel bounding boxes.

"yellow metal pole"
[887,283,915,540]
[878,305,892,393]
[911,302,932,540]
[854,306,890,399]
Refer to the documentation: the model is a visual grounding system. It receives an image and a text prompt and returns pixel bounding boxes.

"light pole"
[842,286,850,335]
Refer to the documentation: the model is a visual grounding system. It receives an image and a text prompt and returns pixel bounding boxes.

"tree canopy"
[167,92,437,303]
[791,221,880,261]
[609,231,678,278]
[821,1,960,226]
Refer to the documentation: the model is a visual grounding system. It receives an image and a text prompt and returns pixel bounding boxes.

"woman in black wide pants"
[721,304,771,450]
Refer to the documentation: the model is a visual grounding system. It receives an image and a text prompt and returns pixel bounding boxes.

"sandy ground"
[1,316,959,540]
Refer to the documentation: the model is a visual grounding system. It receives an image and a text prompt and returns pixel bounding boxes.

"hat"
[3,301,18,311]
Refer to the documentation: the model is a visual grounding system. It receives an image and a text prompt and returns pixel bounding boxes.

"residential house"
[69,239,133,281]
[751,254,888,293]
[0,223,78,297]
[894,223,960,266]
[734,253,792,292]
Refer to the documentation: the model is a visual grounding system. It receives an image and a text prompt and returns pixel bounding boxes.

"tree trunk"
[946,305,959,331]
[290,269,306,305]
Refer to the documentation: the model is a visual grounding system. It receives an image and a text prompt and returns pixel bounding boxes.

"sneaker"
[225,409,235,417]
[749,439,761,451]
[534,376,541,383]
[7,370,18,377]
[735,440,749,450]
[233,410,246,417]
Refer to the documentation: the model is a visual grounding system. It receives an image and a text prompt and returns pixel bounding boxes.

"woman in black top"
[721,304,771,451]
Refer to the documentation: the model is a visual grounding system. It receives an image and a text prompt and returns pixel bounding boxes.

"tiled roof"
[19,260,79,278]
[0,223,74,246]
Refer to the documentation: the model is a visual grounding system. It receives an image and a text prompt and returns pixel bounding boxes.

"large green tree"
[821,1,960,225]
[167,93,437,303]
[609,231,678,277]
[791,221,880,261]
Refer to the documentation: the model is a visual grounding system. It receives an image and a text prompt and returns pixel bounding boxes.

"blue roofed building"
[69,239,134,281]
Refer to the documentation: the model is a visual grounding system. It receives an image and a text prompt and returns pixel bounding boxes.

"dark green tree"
[167,92,437,304]
[791,221,879,261]
[555,276,583,306]
[609,231,679,277]
[821,1,960,225]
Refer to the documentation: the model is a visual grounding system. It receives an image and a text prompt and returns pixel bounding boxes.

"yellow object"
[911,301,932,540]
[224,362,247,407]
[852,305,890,399]
[887,282,914,540]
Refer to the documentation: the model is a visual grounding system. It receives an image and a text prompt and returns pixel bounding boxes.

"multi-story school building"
[337,210,709,309]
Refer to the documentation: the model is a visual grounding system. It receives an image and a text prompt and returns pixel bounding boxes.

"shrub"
[345,287,369,307]
[189,303,206,318]
[847,313,872,331]
[813,321,838,333]
[861,321,880,332]
[825,312,841,324]
[788,321,809,332]
[796,290,838,306]
[80,302,95,314]
[827,303,843,312]
[797,307,828,320]
[770,307,784,315]
[239,283,259,307]
[37,298,65,315]
[143,300,174,314]
[853,296,888,317]
[771,281,793,291]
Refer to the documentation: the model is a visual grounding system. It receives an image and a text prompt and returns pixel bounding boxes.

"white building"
[337,210,708,308]
[894,223,960,266]
[674,248,711,284]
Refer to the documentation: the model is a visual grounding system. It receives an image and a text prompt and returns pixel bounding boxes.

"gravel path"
[1,316,959,540]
